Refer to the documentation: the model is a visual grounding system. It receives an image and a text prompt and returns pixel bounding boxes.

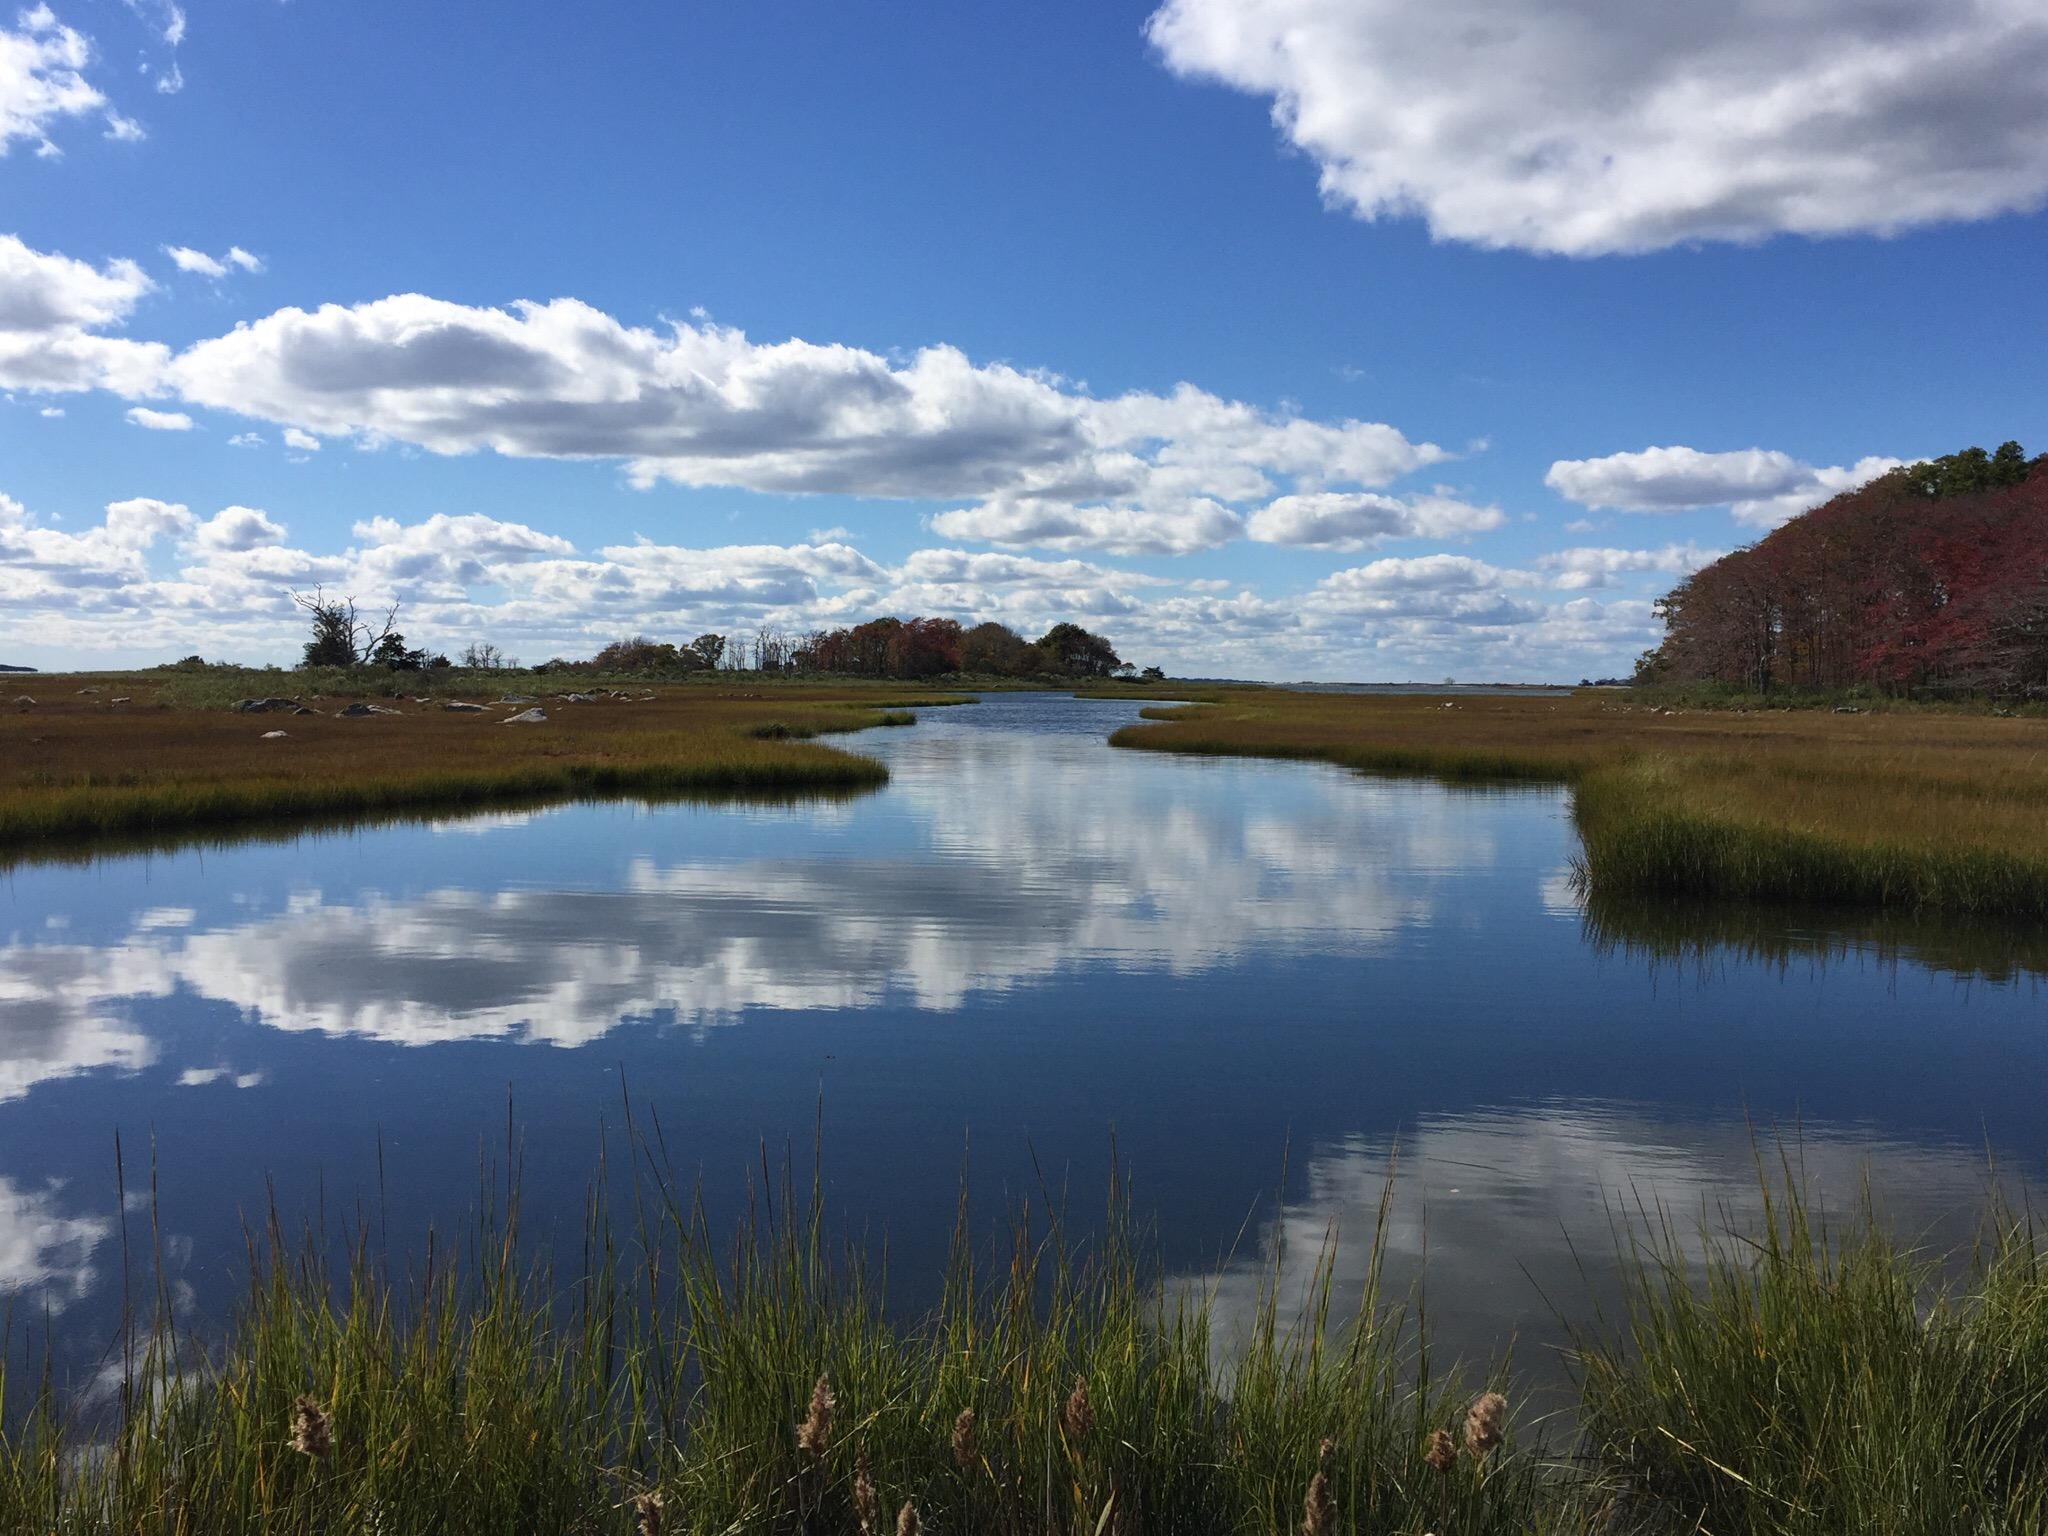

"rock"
[75,687,100,695]
[336,702,403,718]
[499,694,537,705]
[261,730,288,740]
[558,692,597,704]
[110,696,131,704]
[443,701,487,712]
[235,697,303,714]
[502,707,548,725]
[12,696,33,708]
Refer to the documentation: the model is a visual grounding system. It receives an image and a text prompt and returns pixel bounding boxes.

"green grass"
[7,1135,2046,1533]
[1575,1160,2048,1534]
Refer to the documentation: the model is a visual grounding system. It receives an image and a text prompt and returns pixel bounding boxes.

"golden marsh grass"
[0,670,971,858]
[1111,689,2048,916]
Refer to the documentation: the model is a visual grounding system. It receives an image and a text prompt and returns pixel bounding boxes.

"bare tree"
[460,640,516,670]
[290,587,400,668]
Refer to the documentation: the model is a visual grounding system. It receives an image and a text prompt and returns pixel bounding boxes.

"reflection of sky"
[2,693,2046,1385]
[0,703,1464,1060]
[1184,1101,2029,1402]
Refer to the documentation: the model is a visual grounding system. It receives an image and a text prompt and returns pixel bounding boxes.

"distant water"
[1,693,2039,1394]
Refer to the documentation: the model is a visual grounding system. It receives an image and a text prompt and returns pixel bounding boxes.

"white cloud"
[36,403,60,417]
[162,245,223,277]
[124,404,190,430]
[281,425,318,451]
[1726,457,1909,529]
[164,293,1443,548]
[896,548,1164,590]
[191,504,283,552]
[0,234,167,394]
[0,5,112,157]
[226,431,263,447]
[163,243,261,278]
[929,496,1244,556]
[1545,446,1905,528]
[1246,490,1503,551]
[1536,542,1727,590]
[1146,0,2048,255]
[1316,554,1537,595]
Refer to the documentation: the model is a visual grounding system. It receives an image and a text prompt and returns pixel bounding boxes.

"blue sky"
[2,0,2043,678]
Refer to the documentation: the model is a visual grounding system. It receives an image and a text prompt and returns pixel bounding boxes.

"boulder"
[499,694,537,705]
[558,692,597,704]
[261,730,288,740]
[336,702,403,718]
[12,696,33,708]
[110,696,131,704]
[502,708,548,725]
[235,697,302,714]
[443,701,487,712]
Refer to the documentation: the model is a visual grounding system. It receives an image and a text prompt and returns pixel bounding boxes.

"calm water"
[2,693,2043,1391]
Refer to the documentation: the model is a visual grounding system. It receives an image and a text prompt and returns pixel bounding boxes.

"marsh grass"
[11,1127,2048,1534]
[1,672,972,860]
[1111,692,2048,918]
[1574,1161,2048,1534]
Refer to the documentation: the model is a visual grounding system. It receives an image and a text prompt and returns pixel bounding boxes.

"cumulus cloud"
[1545,446,1905,528]
[0,4,116,157]
[160,293,1443,552]
[0,484,1668,680]
[0,234,167,394]
[1,236,1456,558]
[0,491,194,603]
[1246,490,1503,551]
[124,404,189,430]
[1536,542,1727,590]
[929,496,1244,556]
[1146,0,2048,255]
[190,504,283,552]
[163,244,262,278]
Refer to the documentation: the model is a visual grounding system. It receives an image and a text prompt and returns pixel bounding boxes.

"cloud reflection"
[0,733,1476,1072]
[1184,1101,2022,1396]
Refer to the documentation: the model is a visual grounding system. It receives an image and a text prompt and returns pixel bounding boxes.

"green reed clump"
[0,1150,1568,1536]
[1570,758,2048,920]
[1575,1169,2048,1534]
[14,1136,2048,1534]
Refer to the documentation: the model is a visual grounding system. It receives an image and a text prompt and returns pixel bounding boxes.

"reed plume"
[1424,1427,1456,1473]
[1463,1391,1507,1461]
[289,1395,331,1459]
[1064,1376,1095,1442]
[1302,1465,1337,1536]
[951,1406,977,1469]
[797,1374,836,1458]
[853,1447,881,1535]
[631,1490,662,1536]
[896,1498,922,1536]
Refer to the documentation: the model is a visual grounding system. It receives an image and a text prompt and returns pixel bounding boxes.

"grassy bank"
[1109,692,2048,918]
[0,670,971,860]
[5,1152,2043,1534]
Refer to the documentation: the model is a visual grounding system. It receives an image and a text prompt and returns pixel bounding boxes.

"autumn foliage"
[1639,443,2048,695]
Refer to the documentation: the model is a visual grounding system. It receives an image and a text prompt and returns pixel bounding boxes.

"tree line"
[283,592,1155,681]
[1637,442,2048,695]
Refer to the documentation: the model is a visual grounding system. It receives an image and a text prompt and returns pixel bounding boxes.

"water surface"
[2,694,2041,1390]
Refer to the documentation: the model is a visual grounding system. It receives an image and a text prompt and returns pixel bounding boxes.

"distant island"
[0,663,36,673]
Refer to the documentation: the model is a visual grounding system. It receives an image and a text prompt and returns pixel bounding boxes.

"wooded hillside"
[1637,443,2048,694]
